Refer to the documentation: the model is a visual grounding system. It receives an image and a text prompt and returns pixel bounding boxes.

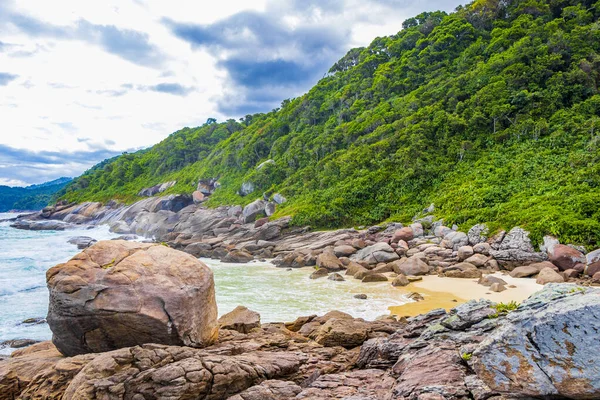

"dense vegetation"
[61,0,600,247]
[0,178,72,212]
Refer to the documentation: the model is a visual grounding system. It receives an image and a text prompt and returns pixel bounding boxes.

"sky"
[0,0,462,186]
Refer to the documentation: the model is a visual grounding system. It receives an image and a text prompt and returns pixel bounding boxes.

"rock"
[345,262,366,276]
[509,265,540,278]
[407,292,425,301]
[372,263,394,274]
[21,317,46,325]
[548,244,585,271]
[478,275,507,287]
[445,268,482,279]
[264,202,276,217]
[316,249,344,271]
[584,248,600,276]
[328,272,345,281]
[351,242,399,265]
[46,241,218,356]
[192,190,205,203]
[272,193,286,204]
[528,261,559,272]
[563,268,580,279]
[443,231,469,251]
[536,267,565,285]
[238,182,255,196]
[465,253,488,267]
[392,274,410,287]
[354,294,367,299]
[468,224,488,245]
[228,205,243,218]
[362,273,388,283]
[222,250,254,263]
[491,227,547,267]
[593,272,600,283]
[11,220,76,231]
[472,284,600,399]
[313,318,369,348]
[473,242,491,255]
[410,223,424,238]
[242,199,267,223]
[333,244,356,257]
[137,180,176,197]
[218,306,261,334]
[230,380,302,400]
[67,236,97,249]
[457,246,474,261]
[393,257,430,276]
[441,300,495,330]
[434,225,453,238]
[490,282,506,292]
[393,227,414,242]
[406,275,423,282]
[184,242,213,258]
[309,268,329,279]
[540,235,560,254]
[196,178,219,195]
[254,217,269,228]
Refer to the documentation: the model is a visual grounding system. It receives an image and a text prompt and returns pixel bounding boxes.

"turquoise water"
[0,213,408,354]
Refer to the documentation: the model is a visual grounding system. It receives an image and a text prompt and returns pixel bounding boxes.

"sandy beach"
[389,272,546,317]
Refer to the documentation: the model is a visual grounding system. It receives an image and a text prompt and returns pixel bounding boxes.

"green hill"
[61,0,600,246]
[0,178,72,212]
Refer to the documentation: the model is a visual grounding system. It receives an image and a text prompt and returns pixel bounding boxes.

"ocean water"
[0,213,408,354]
[0,212,120,354]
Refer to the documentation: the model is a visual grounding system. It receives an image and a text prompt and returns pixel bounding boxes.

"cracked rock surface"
[46,241,218,356]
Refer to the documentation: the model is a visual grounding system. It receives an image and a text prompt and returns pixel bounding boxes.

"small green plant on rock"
[489,301,519,319]
[461,352,472,361]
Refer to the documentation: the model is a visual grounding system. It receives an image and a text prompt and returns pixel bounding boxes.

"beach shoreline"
[389,272,547,317]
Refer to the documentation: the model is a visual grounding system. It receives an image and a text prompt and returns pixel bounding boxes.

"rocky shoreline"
[0,239,599,399]
[11,191,600,292]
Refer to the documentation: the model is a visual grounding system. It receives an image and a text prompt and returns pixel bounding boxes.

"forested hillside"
[61,0,600,246]
[0,178,72,212]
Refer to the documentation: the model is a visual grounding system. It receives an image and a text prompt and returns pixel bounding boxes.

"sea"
[0,212,409,354]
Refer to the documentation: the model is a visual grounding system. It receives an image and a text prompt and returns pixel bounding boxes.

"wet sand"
[389,273,545,317]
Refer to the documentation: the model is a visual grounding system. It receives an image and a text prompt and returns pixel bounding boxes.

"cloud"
[0,72,18,86]
[1,4,164,68]
[146,83,194,96]
[163,6,350,115]
[0,144,127,186]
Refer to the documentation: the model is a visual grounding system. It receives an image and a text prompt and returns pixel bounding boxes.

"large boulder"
[490,227,548,267]
[548,244,585,271]
[393,227,414,242]
[351,242,399,265]
[316,249,344,271]
[392,257,430,276]
[46,241,218,356]
[472,284,600,399]
[242,199,267,223]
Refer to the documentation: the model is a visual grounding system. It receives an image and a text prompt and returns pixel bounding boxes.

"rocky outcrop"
[472,284,600,399]
[3,285,600,399]
[46,241,218,356]
[490,227,548,268]
[548,244,586,271]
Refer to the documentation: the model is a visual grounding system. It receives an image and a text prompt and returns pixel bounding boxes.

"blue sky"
[0,0,461,186]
